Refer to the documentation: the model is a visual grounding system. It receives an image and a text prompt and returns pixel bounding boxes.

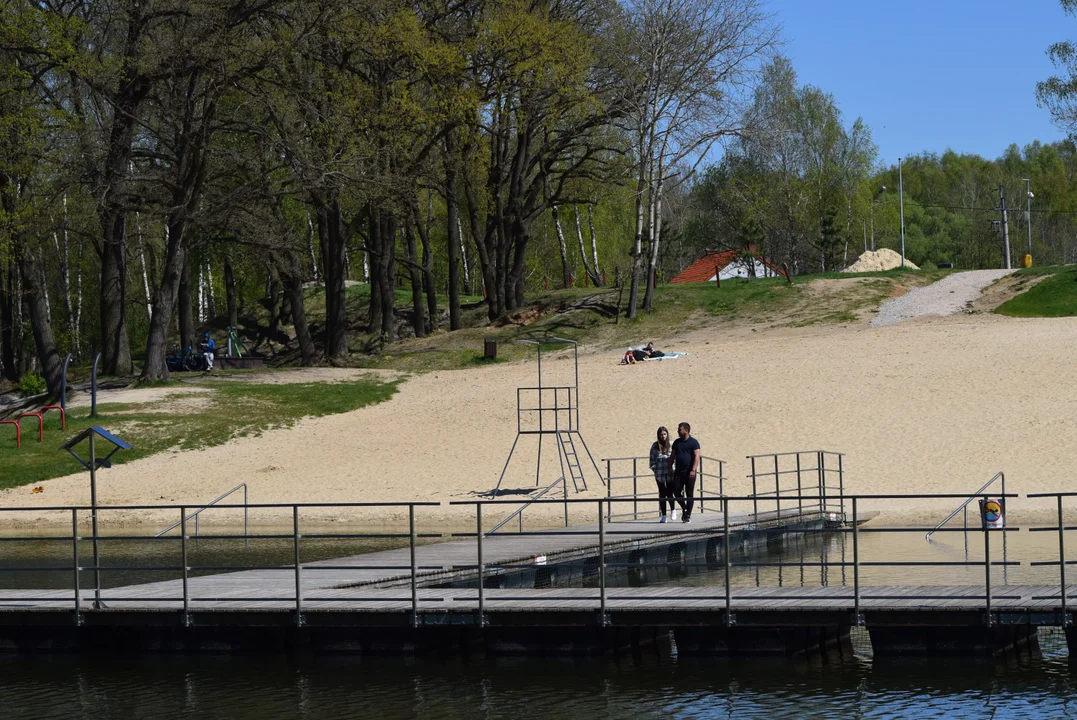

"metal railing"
[6,490,1077,632]
[925,471,1005,541]
[601,455,726,521]
[488,476,567,535]
[1028,491,1077,624]
[449,493,1022,627]
[154,483,249,542]
[747,450,845,521]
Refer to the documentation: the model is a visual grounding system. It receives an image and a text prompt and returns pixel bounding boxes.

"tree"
[618,0,776,317]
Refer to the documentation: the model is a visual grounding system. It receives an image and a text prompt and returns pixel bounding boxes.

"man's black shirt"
[672,436,700,475]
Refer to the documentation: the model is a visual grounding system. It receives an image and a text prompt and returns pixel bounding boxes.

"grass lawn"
[995,266,1077,317]
[339,267,944,373]
[0,377,399,490]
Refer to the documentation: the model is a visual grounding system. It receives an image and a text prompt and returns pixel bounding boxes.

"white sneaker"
[659,515,667,523]
[670,509,678,522]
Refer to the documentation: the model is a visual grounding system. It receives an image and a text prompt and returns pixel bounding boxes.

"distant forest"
[2,0,1077,391]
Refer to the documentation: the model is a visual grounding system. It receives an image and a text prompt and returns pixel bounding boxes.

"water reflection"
[2,650,1076,719]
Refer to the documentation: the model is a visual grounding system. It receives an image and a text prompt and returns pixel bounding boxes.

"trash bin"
[484,339,497,360]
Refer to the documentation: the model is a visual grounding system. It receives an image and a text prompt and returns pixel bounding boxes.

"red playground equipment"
[3,405,66,448]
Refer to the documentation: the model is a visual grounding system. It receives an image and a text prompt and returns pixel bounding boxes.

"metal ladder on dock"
[557,431,587,493]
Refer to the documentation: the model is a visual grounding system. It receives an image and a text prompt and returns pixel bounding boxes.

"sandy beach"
[3,311,1076,530]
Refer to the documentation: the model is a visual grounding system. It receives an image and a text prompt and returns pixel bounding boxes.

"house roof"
[670,248,786,284]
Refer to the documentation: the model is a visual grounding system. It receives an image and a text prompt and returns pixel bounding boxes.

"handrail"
[925,471,1005,541]
[488,476,566,535]
[155,483,249,541]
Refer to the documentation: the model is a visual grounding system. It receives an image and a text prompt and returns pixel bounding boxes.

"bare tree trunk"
[552,205,571,288]
[224,256,238,330]
[367,210,382,333]
[39,248,51,320]
[574,205,602,286]
[316,197,348,360]
[378,213,397,341]
[416,202,438,332]
[445,134,462,330]
[405,220,425,338]
[178,242,196,351]
[278,252,317,366]
[140,220,186,382]
[456,213,469,294]
[306,211,319,282]
[136,212,153,319]
[206,260,216,319]
[54,194,76,335]
[643,174,665,311]
[19,250,63,396]
[627,158,648,319]
[74,238,83,355]
[0,258,17,381]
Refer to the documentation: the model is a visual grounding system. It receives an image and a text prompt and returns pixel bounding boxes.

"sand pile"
[844,249,918,273]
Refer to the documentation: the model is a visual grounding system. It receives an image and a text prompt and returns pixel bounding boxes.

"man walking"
[668,422,701,523]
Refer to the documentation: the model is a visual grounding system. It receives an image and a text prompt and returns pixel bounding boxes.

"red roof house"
[670,247,785,284]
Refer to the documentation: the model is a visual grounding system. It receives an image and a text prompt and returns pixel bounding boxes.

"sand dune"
[3,313,1076,529]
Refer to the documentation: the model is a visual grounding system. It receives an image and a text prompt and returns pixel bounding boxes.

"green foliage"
[17,371,46,397]
[996,266,1077,317]
[0,377,400,489]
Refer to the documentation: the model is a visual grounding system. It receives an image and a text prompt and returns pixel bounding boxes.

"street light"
[1024,178,1034,267]
[61,426,132,609]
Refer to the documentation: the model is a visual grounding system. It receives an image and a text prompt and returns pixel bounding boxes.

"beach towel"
[648,351,688,361]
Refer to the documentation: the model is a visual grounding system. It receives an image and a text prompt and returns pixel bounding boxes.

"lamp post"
[898,158,906,268]
[1024,178,1034,267]
[62,426,132,609]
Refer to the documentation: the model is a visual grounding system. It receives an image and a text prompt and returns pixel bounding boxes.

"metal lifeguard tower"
[492,335,603,497]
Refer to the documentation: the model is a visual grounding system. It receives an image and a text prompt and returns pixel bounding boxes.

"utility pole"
[898,159,906,267]
[999,185,1011,270]
[1024,178,1033,266]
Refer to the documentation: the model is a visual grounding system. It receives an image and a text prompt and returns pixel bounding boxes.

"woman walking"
[649,427,676,522]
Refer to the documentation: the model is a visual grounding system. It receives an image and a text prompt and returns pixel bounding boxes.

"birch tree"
[619,0,776,317]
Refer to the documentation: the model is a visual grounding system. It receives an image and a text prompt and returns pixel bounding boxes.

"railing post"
[632,458,638,519]
[838,454,845,519]
[774,454,781,519]
[477,503,485,624]
[984,517,992,625]
[563,476,569,528]
[699,457,705,515]
[598,501,607,624]
[243,484,249,548]
[410,505,418,627]
[293,505,303,627]
[852,498,860,625]
[796,454,803,516]
[818,451,826,514]
[723,497,733,626]
[1059,496,1068,625]
[71,509,81,625]
[750,456,758,520]
[606,460,612,522]
[181,507,190,626]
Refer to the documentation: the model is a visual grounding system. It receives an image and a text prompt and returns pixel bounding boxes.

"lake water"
[2,524,1074,718]
[3,645,1075,719]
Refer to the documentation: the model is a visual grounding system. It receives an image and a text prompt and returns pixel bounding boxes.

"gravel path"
[871,270,1014,327]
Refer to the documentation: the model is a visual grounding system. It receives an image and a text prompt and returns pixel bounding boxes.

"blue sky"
[767,0,1074,166]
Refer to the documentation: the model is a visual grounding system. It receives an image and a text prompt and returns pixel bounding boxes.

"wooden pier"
[0,488,1072,658]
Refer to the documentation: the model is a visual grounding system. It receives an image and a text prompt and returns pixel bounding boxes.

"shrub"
[18,372,47,397]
